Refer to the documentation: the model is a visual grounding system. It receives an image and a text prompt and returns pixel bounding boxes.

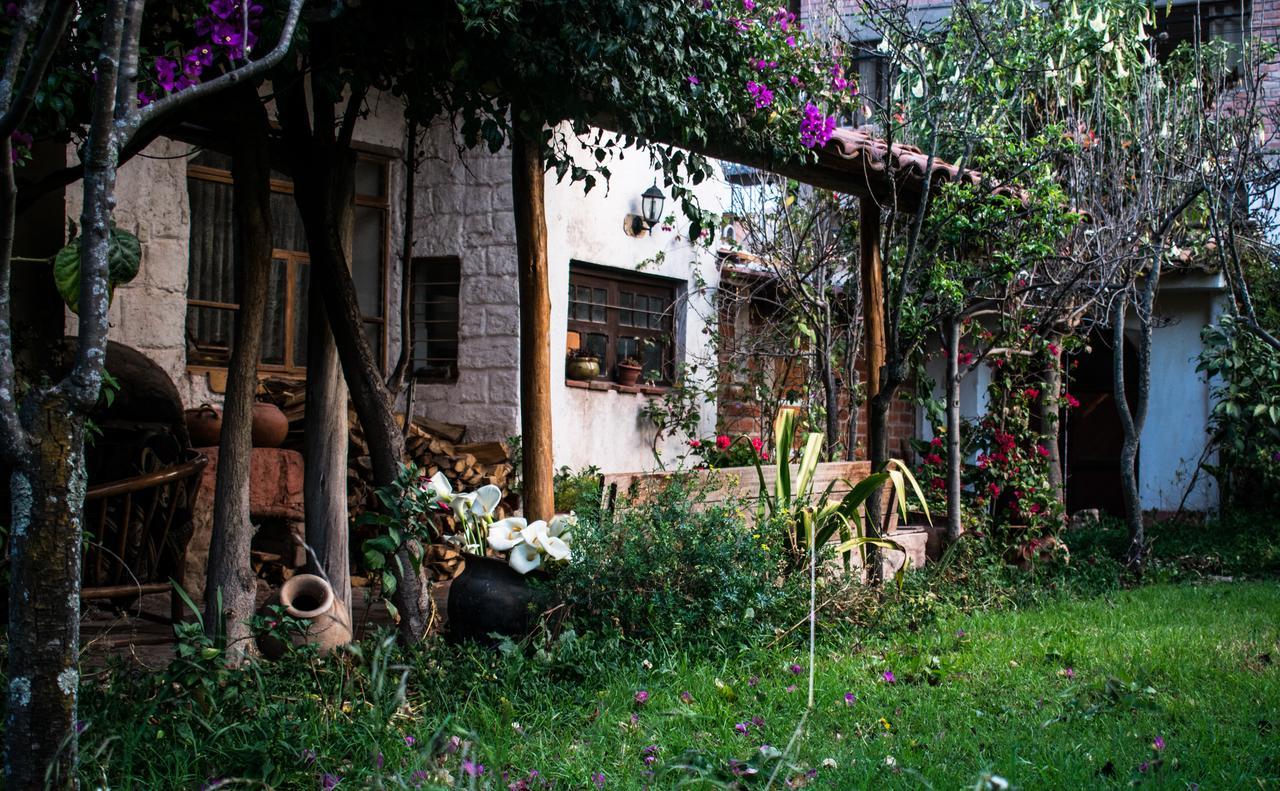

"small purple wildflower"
[1138,761,1149,773]
[882,670,896,684]
[444,735,462,754]
[592,772,606,789]
[462,759,485,778]
[375,752,384,770]
[789,663,803,675]
[679,690,694,704]
[750,715,765,728]
[1153,735,1165,751]
[735,722,750,736]
[404,735,416,747]
[1062,667,1075,679]
[634,690,649,706]
[748,676,760,687]
[301,748,318,765]
[843,692,857,706]
[319,773,341,790]
[785,684,797,693]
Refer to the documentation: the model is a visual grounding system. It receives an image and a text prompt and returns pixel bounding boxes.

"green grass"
[79,581,1280,789]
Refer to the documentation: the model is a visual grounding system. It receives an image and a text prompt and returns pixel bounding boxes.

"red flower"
[1048,342,1060,356]
[924,453,943,466]
[988,483,1001,497]
[930,436,943,448]
[930,476,945,490]
[750,436,763,452]
[1024,388,1041,400]
[1036,444,1050,457]
[1064,393,1080,408]
[716,435,731,450]
[689,439,702,448]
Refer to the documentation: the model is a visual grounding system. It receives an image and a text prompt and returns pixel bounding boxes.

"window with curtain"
[409,256,461,382]
[185,150,390,374]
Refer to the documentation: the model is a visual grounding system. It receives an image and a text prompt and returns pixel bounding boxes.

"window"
[849,43,893,128]
[409,256,461,382]
[185,150,389,374]
[1154,0,1251,78]
[566,263,677,384]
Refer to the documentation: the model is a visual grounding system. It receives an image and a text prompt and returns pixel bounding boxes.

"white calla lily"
[470,484,502,517]
[522,520,550,550]
[542,534,572,562]
[428,471,455,505]
[508,542,542,574]
[487,517,527,551]
[548,513,576,538]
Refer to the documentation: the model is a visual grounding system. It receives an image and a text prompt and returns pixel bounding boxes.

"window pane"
[292,261,310,368]
[191,150,232,170]
[641,340,665,379]
[620,291,635,327]
[617,336,638,362]
[591,288,606,323]
[584,333,608,361]
[259,259,288,366]
[186,305,236,366]
[187,177,237,304]
[353,205,384,319]
[355,159,385,198]
[270,191,308,252]
[649,296,667,330]
[411,257,461,381]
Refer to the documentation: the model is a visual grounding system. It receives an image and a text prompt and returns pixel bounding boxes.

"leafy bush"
[1197,315,1280,509]
[552,464,602,514]
[552,477,806,646]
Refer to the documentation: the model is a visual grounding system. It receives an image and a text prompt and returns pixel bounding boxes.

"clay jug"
[184,404,222,447]
[257,574,352,659]
[251,401,289,448]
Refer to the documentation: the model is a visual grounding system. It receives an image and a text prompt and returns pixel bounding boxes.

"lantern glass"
[640,185,665,228]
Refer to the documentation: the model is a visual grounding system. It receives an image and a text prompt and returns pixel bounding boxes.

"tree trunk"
[204,90,272,655]
[944,316,963,543]
[6,393,86,790]
[1112,291,1150,571]
[512,128,554,522]
[305,259,351,613]
[1041,333,1065,513]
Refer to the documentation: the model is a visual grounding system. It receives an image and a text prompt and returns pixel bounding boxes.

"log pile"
[257,378,513,522]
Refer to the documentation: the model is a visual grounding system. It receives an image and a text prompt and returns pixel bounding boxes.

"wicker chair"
[81,451,208,623]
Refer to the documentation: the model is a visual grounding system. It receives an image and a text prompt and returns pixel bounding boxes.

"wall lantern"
[625,183,666,236]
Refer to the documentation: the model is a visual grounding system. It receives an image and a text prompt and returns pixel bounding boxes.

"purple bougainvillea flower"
[191,44,216,66]
[209,0,237,19]
[319,773,341,790]
[743,0,755,8]
[843,692,857,706]
[634,690,649,706]
[799,102,837,149]
[785,35,797,47]
[686,74,700,85]
[882,670,896,684]
[462,759,485,777]
[154,57,180,91]
[211,21,243,48]
[746,80,774,109]
[1153,736,1165,751]
[592,772,606,789]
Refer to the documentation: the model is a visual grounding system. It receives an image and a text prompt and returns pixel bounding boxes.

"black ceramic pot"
[447,554,550,643]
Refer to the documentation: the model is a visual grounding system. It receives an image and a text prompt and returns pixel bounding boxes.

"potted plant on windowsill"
[615,356,644,387]
[566,348,600,381]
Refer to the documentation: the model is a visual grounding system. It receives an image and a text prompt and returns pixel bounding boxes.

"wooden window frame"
[185,152,391,378]
[567,263,677,385]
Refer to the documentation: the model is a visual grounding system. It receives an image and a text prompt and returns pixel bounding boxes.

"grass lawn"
[81,581,1280,789]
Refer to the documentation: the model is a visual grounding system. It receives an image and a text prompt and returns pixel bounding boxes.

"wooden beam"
[512,130,555,522]
[859,195,885,403]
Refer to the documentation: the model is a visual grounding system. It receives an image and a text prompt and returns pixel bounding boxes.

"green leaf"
[53,226,142,314]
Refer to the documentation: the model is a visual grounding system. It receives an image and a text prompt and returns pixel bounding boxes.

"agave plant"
[750,409,930,578]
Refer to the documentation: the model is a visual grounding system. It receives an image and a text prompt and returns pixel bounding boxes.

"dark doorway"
[1064,331,1139,516]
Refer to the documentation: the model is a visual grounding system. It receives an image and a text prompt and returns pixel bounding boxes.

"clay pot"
[184,404,222,447]
[447,553,551,644]
[615,362,643,387]
[251,401,289,447]
[566,356,601,381]
[256,574,352,659]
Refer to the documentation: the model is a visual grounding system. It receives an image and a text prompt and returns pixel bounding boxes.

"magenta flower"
[882,670,896,684]
[743,0,755,8]
[461,759,485,777]
[843,692,857,706]
[686,74,700,85]
[788,663,803,674]
[154,57,180,91]
[785,35,797,47]
[444,735,461,754]
[785,684,797,693]
[634,690,649,706]
[1062,666,1075,679]
[209,0,237,19]
[734,722,750,736]
[592,773,606,789]
[799,102,837,149]
[404,735,416,747]
[746,80,774,109]
[1153,736,1165,751]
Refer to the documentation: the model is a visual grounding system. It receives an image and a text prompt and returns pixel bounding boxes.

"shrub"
[551,477,805,646]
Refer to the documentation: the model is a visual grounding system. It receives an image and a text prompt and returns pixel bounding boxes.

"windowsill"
[565,378,668,396]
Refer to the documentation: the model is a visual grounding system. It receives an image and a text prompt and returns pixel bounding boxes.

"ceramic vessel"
[257,574,352,659]
[184,404,222,447]
[615,363,643,387]
[566,356,601,381]
[251,401,289,447]
[447,554,549,643]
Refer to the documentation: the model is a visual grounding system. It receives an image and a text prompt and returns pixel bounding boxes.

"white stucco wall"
[543,131,726,473]
[1133,279,1229,512]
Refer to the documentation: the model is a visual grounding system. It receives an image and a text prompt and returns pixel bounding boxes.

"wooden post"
[859,196,885,403]
[512,129,555,522]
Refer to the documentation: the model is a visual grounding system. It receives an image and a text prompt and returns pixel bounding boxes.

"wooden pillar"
[512,130,555,522]
[859,196,886,402]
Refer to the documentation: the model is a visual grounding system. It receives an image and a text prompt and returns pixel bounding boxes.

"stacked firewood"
[257,378,513,523]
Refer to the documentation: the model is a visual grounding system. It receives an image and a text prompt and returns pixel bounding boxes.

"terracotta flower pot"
[257,574,352,659]
[566,356,601,381]
[615,363,643,387]
[184,404,222,447]
[251,401,289,448]
[447,553,551,643]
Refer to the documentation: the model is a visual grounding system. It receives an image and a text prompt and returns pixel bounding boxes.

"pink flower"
[843,692,857,706]
[1048,342,1060,356]
[751,436,763,452]
[686,74,700,85]
[882,670,896,684]
[930,436,943,447]
[789,663,803,674]
[1064,393,1080,408]
[735,722,750,736]
[746,80,774,109]
[716,435,731,450]
[592,772,606,788]
[634,690,649,706]
[688,439,702,448]
[1153,736,1165,751]
[1036,444,1050,457]
[988,483,1001,497]
[799,102,837,149]
[462,759,484,777]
